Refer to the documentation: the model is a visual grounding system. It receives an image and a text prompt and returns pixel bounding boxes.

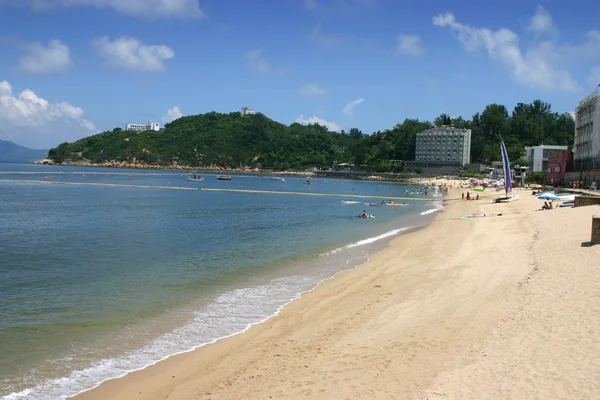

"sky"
[0,0,599,149]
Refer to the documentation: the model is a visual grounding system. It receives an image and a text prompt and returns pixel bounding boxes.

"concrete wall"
[564,170,600,186]
[592,216,600,245]
[575,195,600,207]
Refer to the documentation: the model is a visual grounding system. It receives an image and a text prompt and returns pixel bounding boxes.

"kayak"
[364,202,378,206]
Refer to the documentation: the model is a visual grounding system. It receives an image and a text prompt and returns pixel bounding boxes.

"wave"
[420,201,444,215]
[2,224,421,400]
[340,200,360,204]
[322,224,421,256]
[3,209,436,400]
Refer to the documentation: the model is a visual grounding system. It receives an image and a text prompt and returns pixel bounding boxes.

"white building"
[241,106,255,117]
[126,120,160,132]
[574,87,600,168]
[415,126,471,166]
[524,145,569,172]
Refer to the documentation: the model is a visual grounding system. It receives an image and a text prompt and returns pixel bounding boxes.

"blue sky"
[0,0,599,149]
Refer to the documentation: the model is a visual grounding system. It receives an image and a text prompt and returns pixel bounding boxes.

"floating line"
[201,188,433,201]
[0,179,198,191]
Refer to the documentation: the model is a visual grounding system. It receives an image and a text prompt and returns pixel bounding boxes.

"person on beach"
[462,193,465,200]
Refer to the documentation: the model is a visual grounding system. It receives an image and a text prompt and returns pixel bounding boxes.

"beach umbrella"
[472,186,485,192]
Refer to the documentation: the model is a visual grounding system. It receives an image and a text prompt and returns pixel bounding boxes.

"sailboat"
[494,136,519,203]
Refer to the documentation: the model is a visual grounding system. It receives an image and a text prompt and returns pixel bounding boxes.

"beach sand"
[74,185,600,400]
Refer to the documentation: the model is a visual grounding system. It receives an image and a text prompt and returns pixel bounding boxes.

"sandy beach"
[74,184,600,400]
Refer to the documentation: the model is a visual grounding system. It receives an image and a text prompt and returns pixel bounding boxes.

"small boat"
[217,175,232,180]
[187,174,204,182]
[271,177,286,182]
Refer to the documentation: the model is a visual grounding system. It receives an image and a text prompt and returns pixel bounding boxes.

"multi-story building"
[241,106,255,117]
[524,145,569,172]
[125,120,160,132]
[574,87,600,170]
[415,126,471,166]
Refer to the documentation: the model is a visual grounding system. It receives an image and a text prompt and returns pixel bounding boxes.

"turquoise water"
[0,164,442,399]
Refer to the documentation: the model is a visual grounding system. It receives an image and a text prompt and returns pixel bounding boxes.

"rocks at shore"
[33,159,55,165]
[38,159,316,176]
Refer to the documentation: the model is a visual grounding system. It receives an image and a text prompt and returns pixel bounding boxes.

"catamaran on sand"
[494,136,519,203]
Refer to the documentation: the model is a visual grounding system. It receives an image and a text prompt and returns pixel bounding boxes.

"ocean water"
[0,164,443,399]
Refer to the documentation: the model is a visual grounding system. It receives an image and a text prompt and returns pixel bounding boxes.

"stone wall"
[574,195,600,207]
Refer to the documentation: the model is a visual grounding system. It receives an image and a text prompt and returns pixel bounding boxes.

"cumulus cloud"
[299,83,328,97]
[295,114,341,132]
[4,0,203,19]
[92,36,175,72]
[245,49,287,75]
[396,34,425,56]
[342,98,364,115]
[528,5,554,36]
[0,80,97,148]
[432,11,578,92]
[162,106,183,124]
[16,39,70,75]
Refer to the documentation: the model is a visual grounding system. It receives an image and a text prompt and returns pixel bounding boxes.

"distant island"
[47,100,574,172]
[0,140,49,163]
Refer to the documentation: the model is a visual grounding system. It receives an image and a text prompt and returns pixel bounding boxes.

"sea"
[0,163,443,399]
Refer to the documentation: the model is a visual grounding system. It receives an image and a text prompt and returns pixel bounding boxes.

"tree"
[434,113,452,126]
[47,98,576,172]
[513,157,529,167]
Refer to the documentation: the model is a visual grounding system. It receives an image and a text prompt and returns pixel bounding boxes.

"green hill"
[48,100,575,171]
[49,112,355,170]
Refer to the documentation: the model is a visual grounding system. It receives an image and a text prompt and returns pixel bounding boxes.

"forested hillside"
[48,100,574,171]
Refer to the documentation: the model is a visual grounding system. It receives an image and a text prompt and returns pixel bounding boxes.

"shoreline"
[71,187,454,400]
[0,186,439,400]
[72,183,600,399]
[67,222,433,400]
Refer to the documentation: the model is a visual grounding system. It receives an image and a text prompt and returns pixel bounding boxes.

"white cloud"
[0,80,97,148]
[588,66,600,88]
[16,39,70,75]
[295,114,341,132]
[528,5,554,36]
[162,106,183,124]
[245,49,287,75]
[342,98,364,115]
[433,12,579,92]
[92,36,174,72]
[299,83,328,97]
[396,34,425,56]
[6,0,203,19]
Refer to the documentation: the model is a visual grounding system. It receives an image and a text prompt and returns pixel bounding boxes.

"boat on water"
[186,174,204,182]
[494,136,519,203]
[271,176,286,182]
[217,175,232,180]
